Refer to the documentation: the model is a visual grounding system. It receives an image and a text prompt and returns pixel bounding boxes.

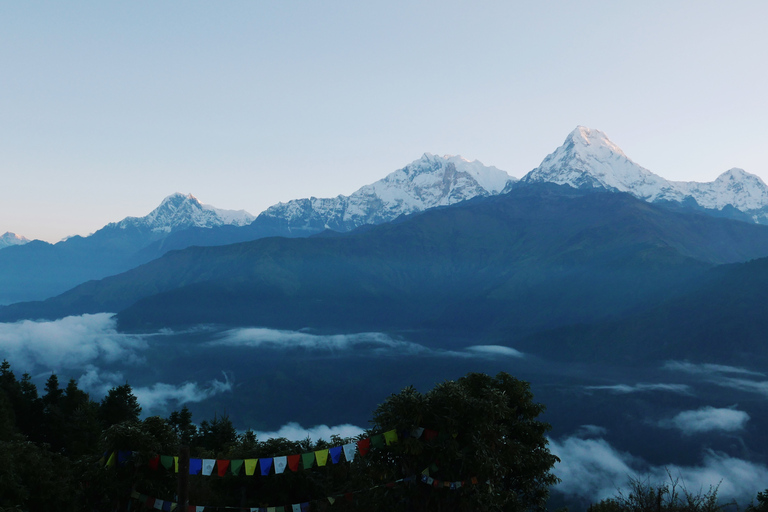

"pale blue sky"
[2,1,767,242]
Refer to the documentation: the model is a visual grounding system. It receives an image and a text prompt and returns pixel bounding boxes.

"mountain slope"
[0,194,253,304]
[521,127,768,223]
[7,185,768,344]
[0,232,30,250]
[254,153,514,236]
[521,255,768,366]
[132,154,516,260]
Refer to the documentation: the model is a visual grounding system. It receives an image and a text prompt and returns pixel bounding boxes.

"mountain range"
[4,126,768,367]
[0,154,513,304]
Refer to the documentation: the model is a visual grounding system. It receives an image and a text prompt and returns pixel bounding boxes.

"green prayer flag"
[160,455,174,470]
[370,434,385,449]
[301,452,315,469]
[231,459,244,475]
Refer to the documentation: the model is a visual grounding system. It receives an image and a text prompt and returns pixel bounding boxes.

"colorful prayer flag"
[301,452,314,469]
[329,445,342,464]
[342,442,357,462]
[383,429,398,445]
[315,449,329,467]
[357,438,371,456]
[216,459,230,477]
[274,456,287,474]
[287,454,300,472]
[370,434,385,449]
[260,457,273,476]
[244,458,258,476]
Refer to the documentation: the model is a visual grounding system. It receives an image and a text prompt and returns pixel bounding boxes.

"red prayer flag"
[148,455,160,470]
[217,459,230,477]
[345,493,354,503]
[423,429,438,441]
[287,454,300,472]
[145,497,155,508]
[357,438,371,456]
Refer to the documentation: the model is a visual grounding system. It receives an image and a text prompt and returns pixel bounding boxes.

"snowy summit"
[259,153,516,235]
[0,232,31,250]
[522,126,768,223]
[110,193,256,234]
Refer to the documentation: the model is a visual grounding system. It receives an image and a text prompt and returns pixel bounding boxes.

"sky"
[2,1,768,242]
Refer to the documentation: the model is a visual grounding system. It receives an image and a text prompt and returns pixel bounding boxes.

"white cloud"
[0,313,147,371]
[210,328,525,359]
[211,327,429,353]
[663,361,768,398]
[716,377,768,397]
[663,361,764,377]
[550,436,639,501]
[550,434,768,505]
[254,422,365,443]
[464,345,524,358]
[584,383,692,395]
[76,366,233,415]
[660,406,750,435]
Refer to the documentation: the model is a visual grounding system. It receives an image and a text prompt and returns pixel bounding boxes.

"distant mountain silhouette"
[6,184,768,370]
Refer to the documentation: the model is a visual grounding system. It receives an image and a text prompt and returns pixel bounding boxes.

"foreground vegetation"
[1,359,766,512]
[0,361,561,511]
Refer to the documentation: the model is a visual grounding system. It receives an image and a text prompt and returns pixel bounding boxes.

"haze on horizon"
[2,1,767,242]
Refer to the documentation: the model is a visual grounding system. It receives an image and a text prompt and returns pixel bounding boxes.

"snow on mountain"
[260,154,516,233]
[522,126,685,202]
[0,232,30,250]
[111,193,255,234]
[522,126,768,223]
[673,168,768,211]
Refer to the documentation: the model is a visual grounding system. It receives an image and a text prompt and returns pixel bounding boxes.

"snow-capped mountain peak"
[567,126,629,158]
[259,154,516,235]
[522,126,768,224]
[674,168,768,211]
[522,126,683,202]
[111,193,255,234]
[0,232,31,250]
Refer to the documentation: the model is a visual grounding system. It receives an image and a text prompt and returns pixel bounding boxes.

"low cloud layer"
[550,432,768,505]
[211,328,525,359]
[663,361,764,377]
[211,328,429,353]
[77,366,233,414]
[584,383,692,395]
[254,422,365,443]
[0,313,146,371]
[660,406,750,435]
[664,361,768,398]
[464,345,524,358]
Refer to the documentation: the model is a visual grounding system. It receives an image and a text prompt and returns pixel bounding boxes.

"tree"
[363,371,560,511]
[588,473,726,512]
[746,490,768,512]
[99,383,141,428]
[168,405,197,446]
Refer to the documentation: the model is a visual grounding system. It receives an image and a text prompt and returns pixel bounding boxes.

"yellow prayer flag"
[327,497,336,505]
[315,449,329,467]
[106,451,116,468]
[245,458,259,476]
[174,456,179,473]
[383,429,398,445]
